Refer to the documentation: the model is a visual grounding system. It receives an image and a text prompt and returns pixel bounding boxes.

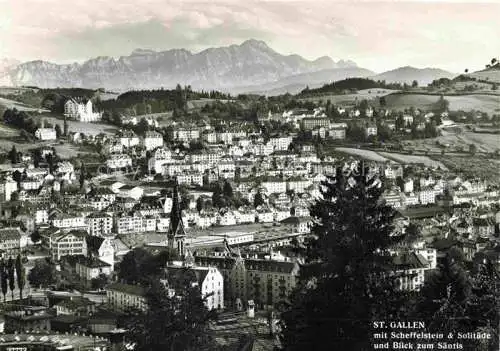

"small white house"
[35,128,57,141]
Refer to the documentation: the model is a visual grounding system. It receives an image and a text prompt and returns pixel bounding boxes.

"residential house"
[118,131,140,148]
[164,261,224,310]
[143,131,164,151]
[328,127,346,140]
[49,211,86,230]
[54,297,95,316]
[41,228,88,261]
[261,177,287,195]
[364,124,378,138]
[0,228,22,258]
[86,213,113,236]
[75,256,113,282]
[473,217,495,238]
[106,283,147,311]
[35,128,57,141]
[106,154,132,170]
[4,306,53,333]
[393,251,429,292]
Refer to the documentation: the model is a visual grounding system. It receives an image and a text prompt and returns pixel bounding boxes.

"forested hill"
[298,78,404,95]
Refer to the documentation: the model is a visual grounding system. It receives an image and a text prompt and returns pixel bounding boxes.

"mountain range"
[0,39,455,95]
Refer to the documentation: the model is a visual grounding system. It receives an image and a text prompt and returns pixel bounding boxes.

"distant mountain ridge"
[236,67,376,95]
[0,39,358,92]
[0,41,458,94]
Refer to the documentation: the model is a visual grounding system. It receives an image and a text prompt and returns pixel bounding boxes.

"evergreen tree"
[33,149,42,168]
[46,153,55,174]
[7,257,15,301]
[79,163,86,189]
[196,197,204,213]
[253,191,265,208]
[8,146,18,164]
[468,258,500,351]
[211,183,225,208]
[415,251,499,350]
[223,181,233,199]
[63,115,68,136]
[0,265,7,302]
[15,254,25,300]
[126,279,216,351]
[279,163,410,350]
[55,124,62,138]
[118,248,178,286]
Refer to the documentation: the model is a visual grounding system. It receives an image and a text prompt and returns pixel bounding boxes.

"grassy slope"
[384,93,500,114]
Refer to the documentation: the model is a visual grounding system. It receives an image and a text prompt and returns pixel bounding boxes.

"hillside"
[371,66,455,85]
[467,63,500,83]
[384,93,500,114]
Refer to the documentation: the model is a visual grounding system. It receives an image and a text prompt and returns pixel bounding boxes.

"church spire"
[168,180,186,256]
[170,180,183,233]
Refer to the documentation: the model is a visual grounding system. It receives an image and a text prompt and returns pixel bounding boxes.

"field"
[385,93,500,114]
[0,135,84,159]
[377,152,447,169]
[187,98,233,110]
[334,147,390,162]
[468,69,500,84]
[452,80,495,91]
[39,114,118,136]
[403,129,500,154]
[97,91,120,101]
[334,147,449,169]
[0,123,21,138]
[0,97,49,112]
[435,155,500,181]
[299,89,398,104]
[0,86,40,95]
[300,90,500,115]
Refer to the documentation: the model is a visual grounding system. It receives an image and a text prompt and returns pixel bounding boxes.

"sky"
[2,0,500,73]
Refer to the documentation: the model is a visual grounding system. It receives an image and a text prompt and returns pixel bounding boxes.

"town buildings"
[195,252,300,310]
[164,257,224,310]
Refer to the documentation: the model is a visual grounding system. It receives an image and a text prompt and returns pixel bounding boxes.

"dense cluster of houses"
[0,101,498,337]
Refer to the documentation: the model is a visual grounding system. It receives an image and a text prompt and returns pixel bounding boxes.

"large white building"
[64,98,102,122]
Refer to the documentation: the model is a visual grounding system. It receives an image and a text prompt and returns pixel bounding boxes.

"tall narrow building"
[168,181,186,257]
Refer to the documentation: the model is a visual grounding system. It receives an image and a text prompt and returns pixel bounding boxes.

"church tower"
[168,181,186,257]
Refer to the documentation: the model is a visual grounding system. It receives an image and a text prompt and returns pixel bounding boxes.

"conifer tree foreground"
[279,163,410,351]
[125,278,217,351]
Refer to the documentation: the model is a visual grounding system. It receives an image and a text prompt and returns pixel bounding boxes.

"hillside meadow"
[385,93,500,114]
